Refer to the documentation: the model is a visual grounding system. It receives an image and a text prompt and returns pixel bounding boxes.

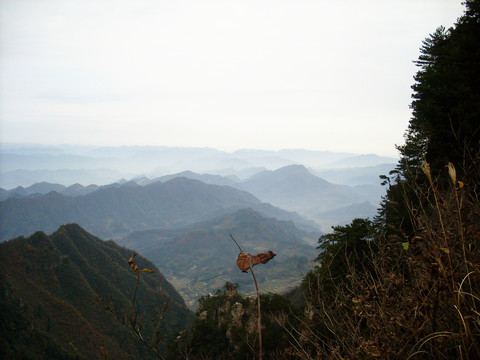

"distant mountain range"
[118,208,319,307]
[0,168,130,190]
[0,178,255,241]
[0,181,100,200]
[0,176,321,242]
[0,163,389,236]
[0,223,193,359]
[0,144,397,188]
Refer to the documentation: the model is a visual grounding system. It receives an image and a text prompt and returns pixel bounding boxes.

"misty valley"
[0,145,396,358]
[0,146,394,304]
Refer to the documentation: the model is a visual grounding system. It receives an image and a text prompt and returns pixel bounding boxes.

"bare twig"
[230,234,275,360]
[230,233,243,252]
[249,258,263,360]
[97,253,168,360]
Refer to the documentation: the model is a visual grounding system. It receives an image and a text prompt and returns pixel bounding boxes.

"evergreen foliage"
[302,218,376,301]
[380,0,480,236]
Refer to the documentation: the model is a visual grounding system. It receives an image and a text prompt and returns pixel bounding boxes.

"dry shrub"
[296,163,480,360]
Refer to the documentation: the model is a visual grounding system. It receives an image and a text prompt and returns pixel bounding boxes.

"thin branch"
[230,233,243,252]
[249,258,263,360]
[131,273,141,312]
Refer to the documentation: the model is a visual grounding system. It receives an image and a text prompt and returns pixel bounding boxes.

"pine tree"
[380,0,480,235]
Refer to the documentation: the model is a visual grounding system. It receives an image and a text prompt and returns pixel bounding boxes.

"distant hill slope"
[119,208,319,308]
[0,172,235,200]
[0,177,262,242]
[0,181,100,200]
[0,224,193,360]
[0,168,130,190]
[313,163,396,186]
[325,154,397,168]
[154,170,237,186]
[235,164,365,215]
[0,181,142,200]
[0,182,67,200]
[313,201,378,232]
[0,177,321,242]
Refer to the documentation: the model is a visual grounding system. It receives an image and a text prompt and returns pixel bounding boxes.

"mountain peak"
[54,222,92,237]
[274,164,310,175]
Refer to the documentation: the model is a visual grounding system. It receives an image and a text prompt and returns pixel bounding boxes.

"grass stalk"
[249,259,263,360]
[131,273,141,312]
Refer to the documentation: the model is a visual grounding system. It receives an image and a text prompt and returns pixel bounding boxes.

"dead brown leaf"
[251,251,276,266]
[236,250,276,272]
[128,253,140,274]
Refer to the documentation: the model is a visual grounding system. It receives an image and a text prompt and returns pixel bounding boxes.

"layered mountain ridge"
[0,178,264,242]
[0,163,388,239]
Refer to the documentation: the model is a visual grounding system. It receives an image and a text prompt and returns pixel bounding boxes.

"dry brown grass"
[292,162,480,360]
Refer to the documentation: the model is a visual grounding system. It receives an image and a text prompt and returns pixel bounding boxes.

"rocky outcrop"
[170,283,298,358]
[198,284,258,344]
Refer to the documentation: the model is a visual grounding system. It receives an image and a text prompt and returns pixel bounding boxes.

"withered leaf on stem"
[236,250,276,273]
[236,251,250,273]
[128,253,141,274]
[142,268,156,273]
[251,251,276,266]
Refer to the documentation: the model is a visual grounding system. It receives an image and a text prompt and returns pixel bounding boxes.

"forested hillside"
[0,224,193,359]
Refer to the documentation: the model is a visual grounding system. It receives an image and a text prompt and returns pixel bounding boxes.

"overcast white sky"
[0,0,465,156]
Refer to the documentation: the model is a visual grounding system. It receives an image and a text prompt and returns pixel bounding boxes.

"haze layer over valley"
[0,144,394,306]
[0,144,396,233]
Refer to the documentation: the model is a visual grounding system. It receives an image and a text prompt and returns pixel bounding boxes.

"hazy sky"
[0,0,464,156]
